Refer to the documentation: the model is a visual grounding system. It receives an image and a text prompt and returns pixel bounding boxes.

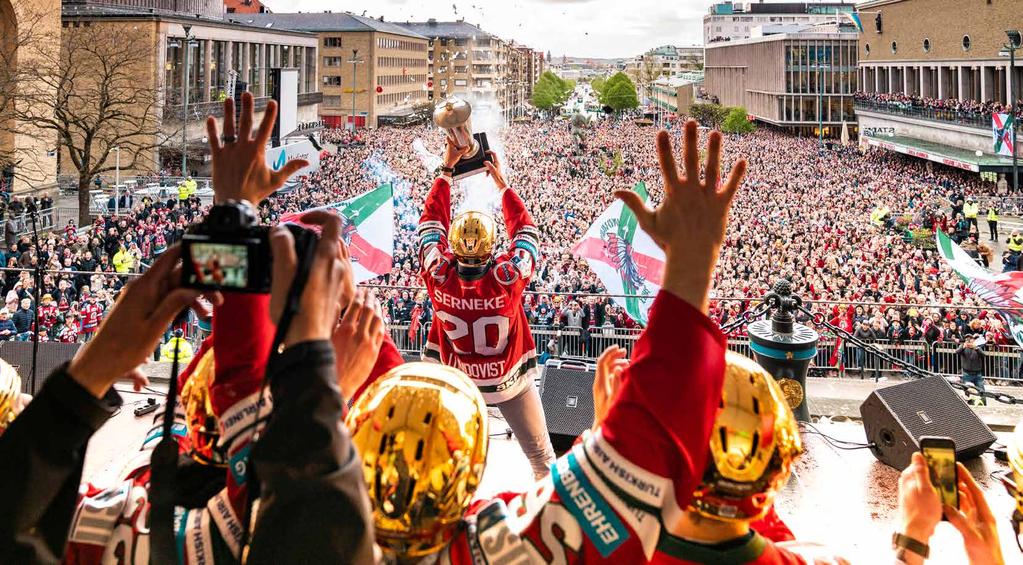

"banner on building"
[994,113,1015,157]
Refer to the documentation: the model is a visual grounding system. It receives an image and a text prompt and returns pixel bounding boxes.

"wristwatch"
[892,532,929,559]
[440,165,454,174]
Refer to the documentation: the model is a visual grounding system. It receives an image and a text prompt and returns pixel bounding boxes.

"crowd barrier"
[383,323,1023,387]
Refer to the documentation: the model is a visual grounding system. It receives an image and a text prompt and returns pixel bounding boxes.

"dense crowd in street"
[854,91,1023,119]
[0,115,1019,374]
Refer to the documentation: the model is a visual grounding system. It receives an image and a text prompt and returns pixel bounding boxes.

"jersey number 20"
[434,312,510,356]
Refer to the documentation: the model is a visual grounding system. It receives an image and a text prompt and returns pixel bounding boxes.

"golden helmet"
[345,362,489,557]
[688,351,803,522]
[0,359,22,435]
[448,211,496,265]
[180,348,224,466]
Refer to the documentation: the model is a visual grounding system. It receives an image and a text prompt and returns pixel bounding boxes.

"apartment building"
[236,12,430,128]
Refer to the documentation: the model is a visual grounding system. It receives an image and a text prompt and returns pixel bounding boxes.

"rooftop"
[398,20,495,41]
[227,12,428,39]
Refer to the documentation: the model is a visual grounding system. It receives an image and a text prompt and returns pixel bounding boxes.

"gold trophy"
[433,98,492,180]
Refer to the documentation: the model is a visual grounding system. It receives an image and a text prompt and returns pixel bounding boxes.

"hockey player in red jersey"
[347,121,796,563]
[417,140,555,478]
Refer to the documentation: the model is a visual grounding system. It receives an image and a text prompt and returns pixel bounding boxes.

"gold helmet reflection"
[448,211,496,265]
[689,351,803,522]
[0,360,22,435]
[1008,420,1023,537]
[180,348,224,466]
[345,362,488,557]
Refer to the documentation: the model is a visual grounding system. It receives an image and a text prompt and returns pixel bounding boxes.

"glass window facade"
[782,38,858,123]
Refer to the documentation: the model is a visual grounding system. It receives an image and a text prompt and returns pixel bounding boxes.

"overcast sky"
[261,0,729,58]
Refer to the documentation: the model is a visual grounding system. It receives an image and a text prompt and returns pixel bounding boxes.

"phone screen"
[922,443,959,510]
[186,242,250,289]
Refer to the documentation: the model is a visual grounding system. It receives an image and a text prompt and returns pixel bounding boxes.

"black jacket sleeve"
[0,366,120,565]
[247,340,377,565]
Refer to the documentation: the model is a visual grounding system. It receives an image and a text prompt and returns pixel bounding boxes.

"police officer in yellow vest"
[178,176,197,203]
[963,197,979,232]
[987,205,999,242]
[160,329,194,363]
[870,203,890,231]
[1008,230,1023,255]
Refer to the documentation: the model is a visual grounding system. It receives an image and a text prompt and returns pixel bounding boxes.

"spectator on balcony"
[956,335,987,406]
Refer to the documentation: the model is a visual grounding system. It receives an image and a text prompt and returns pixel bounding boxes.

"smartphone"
[920,436,959,514]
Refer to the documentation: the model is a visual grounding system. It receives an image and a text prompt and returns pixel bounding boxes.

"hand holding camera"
[331,288,385,399]
[269,211,350,349]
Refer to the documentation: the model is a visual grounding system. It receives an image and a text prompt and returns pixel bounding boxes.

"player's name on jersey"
[433,290,507,311]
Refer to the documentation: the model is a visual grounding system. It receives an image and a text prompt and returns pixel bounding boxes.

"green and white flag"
[282,183,394,283]
[936,230,1023,347]
[571,182,664,326]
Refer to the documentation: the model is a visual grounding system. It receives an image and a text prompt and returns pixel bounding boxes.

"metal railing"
[383,322,1023,387]
[854,100,992,129]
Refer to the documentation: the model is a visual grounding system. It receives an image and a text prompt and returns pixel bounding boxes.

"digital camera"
[180,201,273,293]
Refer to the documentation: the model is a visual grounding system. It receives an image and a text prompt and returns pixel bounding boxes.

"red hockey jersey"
[418,176,541,403]
[432,289,729,563]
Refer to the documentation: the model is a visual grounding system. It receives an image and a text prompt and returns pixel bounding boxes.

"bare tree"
[2,20,174,225]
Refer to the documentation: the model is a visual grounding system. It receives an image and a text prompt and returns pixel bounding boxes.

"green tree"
[599,72,639,111]
[720,106,755,134]
[532,71,574,111]
[591,76,606,97]
[689,103,730,128]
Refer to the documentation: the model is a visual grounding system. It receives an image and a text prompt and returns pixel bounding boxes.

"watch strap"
[440,165,454,174]
[892,532,929,559]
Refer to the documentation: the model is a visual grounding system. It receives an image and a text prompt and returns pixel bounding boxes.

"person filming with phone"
[956,334,987,406]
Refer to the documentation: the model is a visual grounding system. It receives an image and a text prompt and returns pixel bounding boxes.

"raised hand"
[484,150,508,191]
[615,121,747,312]
[592,345,628,431]
[442,137,471,170]
[205,92,309,205]
[331,288,386,400]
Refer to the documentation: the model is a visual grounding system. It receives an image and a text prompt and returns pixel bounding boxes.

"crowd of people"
[0,93,1016,565]
[0,100,1018,379]
[854,91,1023,120]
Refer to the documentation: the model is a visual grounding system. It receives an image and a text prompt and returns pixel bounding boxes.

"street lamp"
[113,146,120,216]
[181,25,194,178]
[811,62,832,150]
[1005,30,1021,192]
[348,48,363,131]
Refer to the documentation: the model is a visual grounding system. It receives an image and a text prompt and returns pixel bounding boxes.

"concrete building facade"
[704,31,859,134]
[704,1,855,44]
[232,13,429,128]
[855,0,1021,174]
[0,0,61,193]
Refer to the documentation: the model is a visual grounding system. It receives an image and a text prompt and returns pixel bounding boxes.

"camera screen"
[923,445,958,509]
[187,242,250,289]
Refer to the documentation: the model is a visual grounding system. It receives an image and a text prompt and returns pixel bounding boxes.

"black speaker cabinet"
[860,376,996,470]
[539,359,596,453]
[1,341,83,395]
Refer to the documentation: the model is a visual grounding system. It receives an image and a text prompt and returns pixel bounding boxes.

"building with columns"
[60,0,322,177]
[856,0,1021,174]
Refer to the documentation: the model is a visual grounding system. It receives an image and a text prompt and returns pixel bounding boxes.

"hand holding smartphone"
[920,436,959,516]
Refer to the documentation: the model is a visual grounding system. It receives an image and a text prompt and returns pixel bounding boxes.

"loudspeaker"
[860,376,996,470]
[1,341,83,395]
[539,359,596,453]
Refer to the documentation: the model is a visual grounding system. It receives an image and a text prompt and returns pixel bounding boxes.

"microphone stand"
[28,208,41,393]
